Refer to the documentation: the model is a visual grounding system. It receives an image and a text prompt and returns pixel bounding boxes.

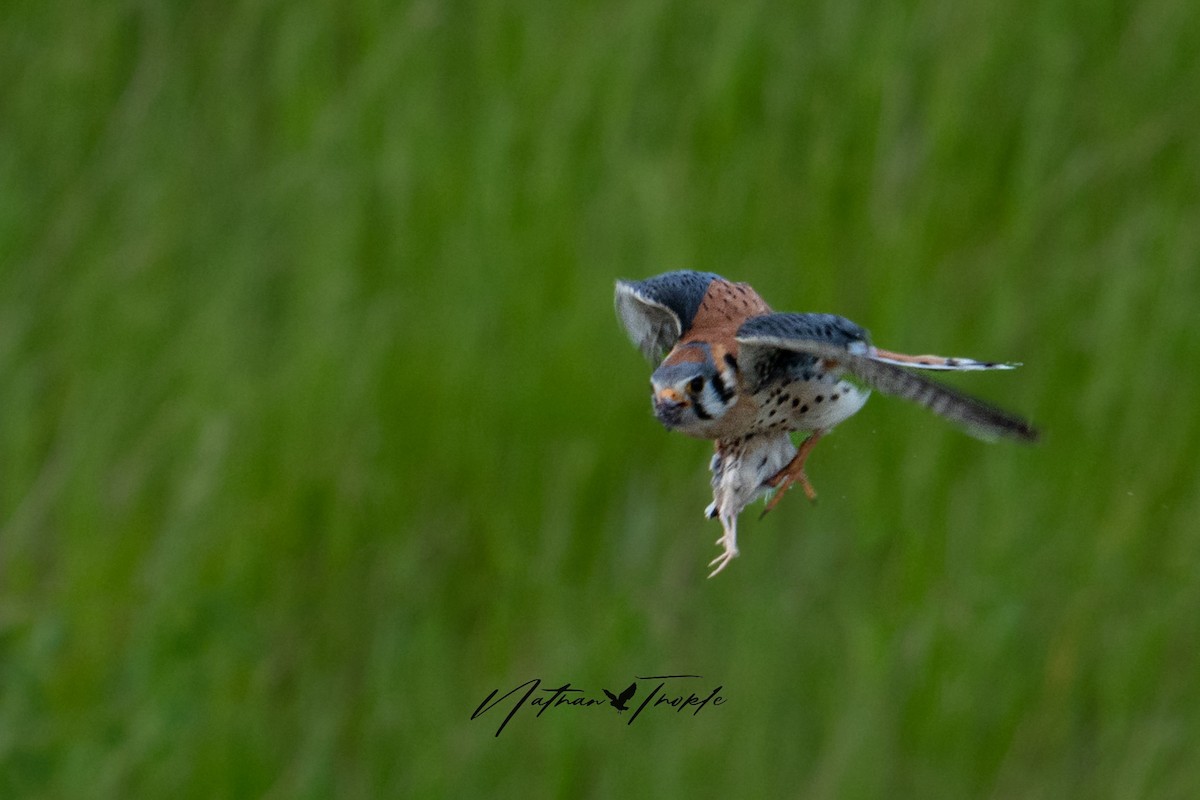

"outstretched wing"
[617,682,637,704]
[615,271,720,361]
[737,313,1039,443]
[603,689,618,703]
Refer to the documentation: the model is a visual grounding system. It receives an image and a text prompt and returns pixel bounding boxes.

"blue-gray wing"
[736,313,872,393]
[737,313,1038,442]
[615,271,720,361]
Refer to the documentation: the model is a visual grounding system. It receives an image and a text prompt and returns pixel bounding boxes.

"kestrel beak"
[652,388,687,428]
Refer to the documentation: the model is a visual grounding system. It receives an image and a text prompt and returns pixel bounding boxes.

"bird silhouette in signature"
[603,682,637,713]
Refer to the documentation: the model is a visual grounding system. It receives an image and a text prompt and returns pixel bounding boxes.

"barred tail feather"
[849,358,1039,443]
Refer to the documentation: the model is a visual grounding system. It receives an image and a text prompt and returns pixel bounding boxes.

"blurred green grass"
[2,0,1199,797]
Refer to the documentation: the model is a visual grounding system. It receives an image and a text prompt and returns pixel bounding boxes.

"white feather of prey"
[705,433,797,577]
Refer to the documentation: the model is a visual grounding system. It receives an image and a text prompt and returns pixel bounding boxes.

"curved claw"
[759,472,816,519]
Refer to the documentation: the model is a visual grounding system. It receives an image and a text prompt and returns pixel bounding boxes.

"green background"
[3,0,1198,797]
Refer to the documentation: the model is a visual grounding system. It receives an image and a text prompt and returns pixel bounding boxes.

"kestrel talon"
[615,270,1039,577]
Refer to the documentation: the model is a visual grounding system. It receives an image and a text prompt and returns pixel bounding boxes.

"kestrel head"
[615,271,743,436]
[649,343,739,433]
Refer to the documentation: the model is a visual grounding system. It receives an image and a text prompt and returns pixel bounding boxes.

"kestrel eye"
[688,376,705,394]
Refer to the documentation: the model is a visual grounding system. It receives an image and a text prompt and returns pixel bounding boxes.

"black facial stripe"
[710,372,735,403]
[693,396,714,420]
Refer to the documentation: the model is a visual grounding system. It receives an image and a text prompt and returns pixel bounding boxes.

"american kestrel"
[615,270,1039,577]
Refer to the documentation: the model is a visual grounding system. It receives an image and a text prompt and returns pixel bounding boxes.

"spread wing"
[617,682,637,704]
[603,689,617,703]
[737,313,1038,443]
[615,271,720,361]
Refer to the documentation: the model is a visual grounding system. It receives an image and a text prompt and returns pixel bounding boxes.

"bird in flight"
[615,270,1039,577]
[604,682,637,713]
